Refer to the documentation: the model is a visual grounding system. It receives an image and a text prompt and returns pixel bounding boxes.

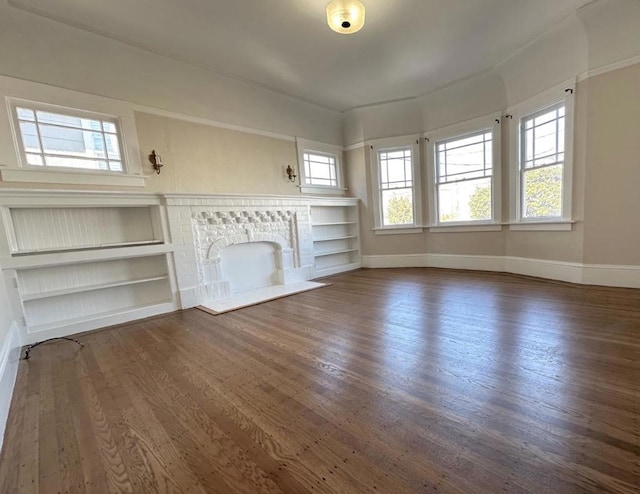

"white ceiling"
[9,0,595,111]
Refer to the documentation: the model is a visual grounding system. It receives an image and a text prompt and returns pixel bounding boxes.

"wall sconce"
[286,165,297,183]
[149,149,164,174]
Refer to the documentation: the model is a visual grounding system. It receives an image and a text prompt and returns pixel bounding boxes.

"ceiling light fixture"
[326,0,365,34]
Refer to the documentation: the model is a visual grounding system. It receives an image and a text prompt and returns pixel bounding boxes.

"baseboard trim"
[361,254,640,288]
[0,321,21,453]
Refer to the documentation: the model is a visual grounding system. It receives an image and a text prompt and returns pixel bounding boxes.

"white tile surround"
[164,194,319,309]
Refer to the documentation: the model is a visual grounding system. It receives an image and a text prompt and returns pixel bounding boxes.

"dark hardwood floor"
[1,268,639,493]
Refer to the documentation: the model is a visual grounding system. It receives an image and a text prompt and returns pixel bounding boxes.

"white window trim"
[508,79,575,231]
[295,138,345,195]
[0,75,145,187]
[369,135,423,232]
[425,113,502,232]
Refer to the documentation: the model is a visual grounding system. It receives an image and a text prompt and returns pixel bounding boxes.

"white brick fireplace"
[165,194,317,310]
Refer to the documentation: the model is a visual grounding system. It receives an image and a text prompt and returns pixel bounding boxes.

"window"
[520,104,564,219]
[379,147,414,226]
[12,104,124,173]
[0,76,144,186]
[303,151,337,187]
[426,114,501,230]
[509,84,575,229]
[296,138,344,194]
[369,136,422,232]
[435,131,493,223]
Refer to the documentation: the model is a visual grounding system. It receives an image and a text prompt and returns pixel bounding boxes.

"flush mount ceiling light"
[326,0,365,34]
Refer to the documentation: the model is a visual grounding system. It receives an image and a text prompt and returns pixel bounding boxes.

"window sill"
[0,167,146,187]
[428,223,503,233]
[373,226,423,235]
[299,185,347,196]
[508,221,574,231]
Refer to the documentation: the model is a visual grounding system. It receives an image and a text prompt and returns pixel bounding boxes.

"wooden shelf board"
[312,221,356,227]
[313,235,357,242]
[0,243,174,269]
[12,240,164,256]
[314,248,359,258]
[22,275,169,301]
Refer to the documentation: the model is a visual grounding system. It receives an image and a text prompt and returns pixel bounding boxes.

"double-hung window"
[435,131,493,223]
[426,115,501,229]
[520,104,565,219]
[379,147,414,226]
[370,136,422,232]
[509,85,574,228]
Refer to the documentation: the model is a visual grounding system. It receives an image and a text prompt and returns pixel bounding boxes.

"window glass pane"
[437,131,492,182]
[44,156,110,170]
[39,124,107,159]
[533,120,557,159]
[523,164,562,218]
[382,188,413,226]
[109,161,123,172]
[19,122,41,152]
[36,110,82,128]
[524,128,534,164]
[442,133,484,149]
[105,133,121,160]
[534,108,558,127]
[25,153,43,166]
[102,121,117,133]
[522,105,565,170]
[438,177,492,223]
[379,148,412,189]
[558,118,565,154]
[17,108,35,121]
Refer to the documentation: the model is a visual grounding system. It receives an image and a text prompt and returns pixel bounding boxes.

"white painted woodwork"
[310,201,361,278]
[0,191,361,342]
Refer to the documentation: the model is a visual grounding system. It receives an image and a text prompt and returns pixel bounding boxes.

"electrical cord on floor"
[23,337,84,360]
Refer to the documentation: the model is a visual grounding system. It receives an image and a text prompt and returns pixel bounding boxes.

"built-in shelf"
[310,200,360,278]
[0,195,177,344]
[21,275,169,301]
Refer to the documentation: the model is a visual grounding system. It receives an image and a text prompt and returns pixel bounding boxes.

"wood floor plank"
[1,268,639,493]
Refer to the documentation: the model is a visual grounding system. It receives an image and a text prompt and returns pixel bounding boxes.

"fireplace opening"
[220,241,279,294]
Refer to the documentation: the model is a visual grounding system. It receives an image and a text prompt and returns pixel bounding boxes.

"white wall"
[0,272,19,452]
[0,1,342,145]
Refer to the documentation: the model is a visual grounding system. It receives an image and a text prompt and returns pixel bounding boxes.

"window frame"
[9,100,127,175]
[369,135,423,233]
[425,114,502,231]
[508,82,575,230]
[0,75,145,187]
[296,138,345,195]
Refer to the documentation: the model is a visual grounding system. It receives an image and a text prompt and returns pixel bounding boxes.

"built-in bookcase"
[0,193,177,344]
[310,198,360,278]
